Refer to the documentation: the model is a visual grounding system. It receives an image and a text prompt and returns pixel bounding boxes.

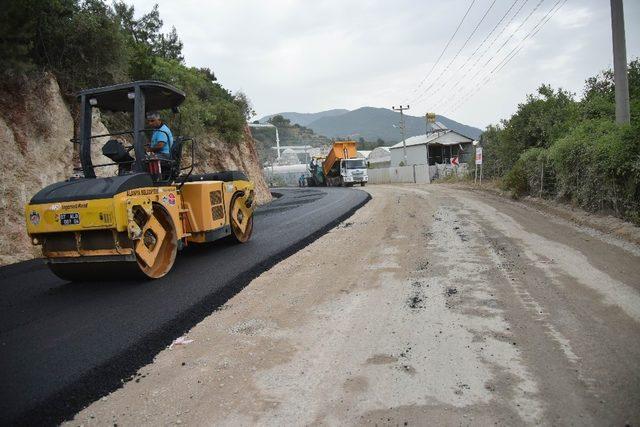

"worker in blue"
[145,111,173,158]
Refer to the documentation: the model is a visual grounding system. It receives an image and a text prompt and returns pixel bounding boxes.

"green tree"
[268,115,291,127]
[0,0,129,93]
[0,0,75,72]
[113,2,183,80]
[481,85,579,177]
[234,91,256,121]
[582,59,640,123]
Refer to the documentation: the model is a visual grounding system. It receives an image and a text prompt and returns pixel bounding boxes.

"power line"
[474,0,545,76]
[492,0,564,74]
[445,4,560,114]
[443,9,551,113]
[444,0,567,115]
[427,0,523,108]
[407,0,477,102]
[433,0,546,112]
[413,0,499,105]
[462,0,530,75]
[427,0,520,105]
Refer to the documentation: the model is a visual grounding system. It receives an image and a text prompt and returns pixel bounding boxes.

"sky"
[128,0,640,129]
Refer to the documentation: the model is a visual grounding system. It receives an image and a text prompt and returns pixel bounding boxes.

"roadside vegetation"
[0,0,252,143]
[481,59,640,224]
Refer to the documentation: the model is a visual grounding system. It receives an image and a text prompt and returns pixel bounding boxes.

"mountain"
[259,109,350,127]
[260,107,482,142]
[306,107,483,142]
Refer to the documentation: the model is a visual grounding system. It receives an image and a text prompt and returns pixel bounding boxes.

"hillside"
[259,109,349,126]
[307,107,482,142]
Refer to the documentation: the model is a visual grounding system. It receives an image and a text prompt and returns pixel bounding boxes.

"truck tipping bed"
[323,141,357,176]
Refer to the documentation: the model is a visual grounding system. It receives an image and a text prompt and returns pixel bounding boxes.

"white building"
[389,130,474,167]
[356,150,372,159]
[367,146,391,169]
[276,148,302,166]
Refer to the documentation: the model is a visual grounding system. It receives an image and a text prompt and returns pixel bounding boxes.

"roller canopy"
[76,80,185,112]
[30,173,154,204]
[186,171,248,182]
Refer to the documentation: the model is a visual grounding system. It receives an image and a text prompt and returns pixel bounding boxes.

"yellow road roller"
[24,81,254,280]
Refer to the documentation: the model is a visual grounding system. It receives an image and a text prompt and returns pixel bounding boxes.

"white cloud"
[551,5,593,29]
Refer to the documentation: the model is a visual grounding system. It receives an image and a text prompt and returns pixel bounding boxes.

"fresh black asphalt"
[0,187,370,425]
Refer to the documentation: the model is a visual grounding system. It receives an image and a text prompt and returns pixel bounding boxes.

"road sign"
[451,156,459,166]
[475,147,483,165]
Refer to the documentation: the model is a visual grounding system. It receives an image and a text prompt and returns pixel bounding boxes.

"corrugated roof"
[369,146,392,162]
[389,130,473,149]
[373,146,391,152]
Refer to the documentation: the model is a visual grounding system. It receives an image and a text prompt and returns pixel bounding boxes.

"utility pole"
[392,105,410,165]
[610,0,630,125]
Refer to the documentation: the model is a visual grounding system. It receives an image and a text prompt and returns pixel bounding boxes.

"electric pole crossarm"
[392,105,410,165]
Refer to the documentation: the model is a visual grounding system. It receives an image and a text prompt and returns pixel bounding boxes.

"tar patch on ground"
[407,292,425,309]
[398,364,417,375]
[416,261,429,271]
[337,221,353,229]
[454,382,471,395]
[453,226,469,242]
[407,281,428,310]
[399,345,412,359]
[446,287,458,296]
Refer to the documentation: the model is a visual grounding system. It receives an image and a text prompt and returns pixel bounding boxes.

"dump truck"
[24,80,255,281]
[307,141,368,187]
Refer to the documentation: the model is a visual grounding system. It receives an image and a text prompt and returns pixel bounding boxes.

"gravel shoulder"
[67,184,640,426]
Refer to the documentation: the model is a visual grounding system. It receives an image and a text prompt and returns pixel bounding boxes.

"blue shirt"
[151,123,173,155]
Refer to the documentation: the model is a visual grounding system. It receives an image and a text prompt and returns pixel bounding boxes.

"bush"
[502,147,554,198]
[548,119,640,221]
[502,162,528,198]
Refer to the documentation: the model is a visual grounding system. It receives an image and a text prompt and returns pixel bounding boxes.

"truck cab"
[340,158,368,186]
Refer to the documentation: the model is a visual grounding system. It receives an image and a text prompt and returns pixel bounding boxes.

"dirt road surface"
[67,184,640,426]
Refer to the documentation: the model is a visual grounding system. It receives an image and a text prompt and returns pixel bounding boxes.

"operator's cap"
[145,111,161,120]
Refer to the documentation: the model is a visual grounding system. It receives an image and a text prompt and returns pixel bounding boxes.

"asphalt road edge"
[14,190,371,426]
